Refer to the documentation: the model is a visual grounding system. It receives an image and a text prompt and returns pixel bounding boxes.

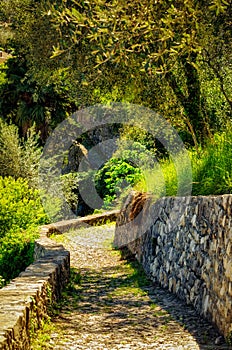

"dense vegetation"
[0,0,231,283]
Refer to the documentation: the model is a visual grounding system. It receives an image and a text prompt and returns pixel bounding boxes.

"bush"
[191,131,232,195]
[0,176,47,238]
[0,119,42,187]
[0,229,38,283]
[0,176,48,284]
[93,140,155,208]
[0,119,21,178]
[61,130,232,215]
[95,158,143,208]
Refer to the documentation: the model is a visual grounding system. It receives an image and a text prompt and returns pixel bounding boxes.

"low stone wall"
[0,226,70,350]
[45,210,119,236]
[0,210,118,349]
[114,192,232,340]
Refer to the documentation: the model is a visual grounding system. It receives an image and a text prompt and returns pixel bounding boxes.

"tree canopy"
[0,0,231,144]
[50,0,232,143]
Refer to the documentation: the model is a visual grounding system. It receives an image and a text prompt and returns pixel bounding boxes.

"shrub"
[114,140,156,168]
[191,131,232,195]
[137,130,232,197]
[60,171,95,217]
[0,228,39,283]
[0,275,5,288]
[0,176,47,238]
[0,119,42,187]
[60,172,79,214]
[0,119,22,178]
[0,176,48,284]
[95,158,143,208]
[93,140,156,208]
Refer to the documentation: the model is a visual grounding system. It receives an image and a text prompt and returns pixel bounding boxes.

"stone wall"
[114,192,232,340]
[0,210,118,349]
[45,210,119,236]
[0,226,70,350]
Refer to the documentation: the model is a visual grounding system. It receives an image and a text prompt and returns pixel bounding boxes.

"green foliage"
[191,131,232,195]
[0,228,38,282]
[198,59,232,132]
[20,126,43,187]
[226,331,232,346]
[135,162,175,198]
[0,66,6,86]
[139,130,232,197]
[0,58,78,140]
[61,172,79,214]
[0,176,47,238]
[116,136,156,161]
[50,0,232,144]
[0,119,42,186]
[92,138,157,209]
[0,0,82,140]
[60,171,95,216]
[0,119,21,178]
[0,275,5,288]
[95,158,143,208]
[1,0,231,146]
[0,176,48,284]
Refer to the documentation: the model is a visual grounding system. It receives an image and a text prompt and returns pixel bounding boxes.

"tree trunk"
[166,53,207,145]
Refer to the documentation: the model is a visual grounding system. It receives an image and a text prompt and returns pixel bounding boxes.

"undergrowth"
[135,130,232,197]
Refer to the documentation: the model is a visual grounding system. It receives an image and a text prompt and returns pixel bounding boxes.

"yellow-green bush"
[0,176,47,238]
[0,176,48,284]
[0,229,38,283]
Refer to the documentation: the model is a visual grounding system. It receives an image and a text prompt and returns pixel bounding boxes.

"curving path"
[41,223,229,350]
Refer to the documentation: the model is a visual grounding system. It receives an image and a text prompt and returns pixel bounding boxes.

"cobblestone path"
[43,224,229,350]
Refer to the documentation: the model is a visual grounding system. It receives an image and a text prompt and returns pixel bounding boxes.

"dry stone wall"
[114,192,232,340]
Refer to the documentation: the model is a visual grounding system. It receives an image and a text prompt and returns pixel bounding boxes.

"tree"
[0,0,231,144]
[0,119,42,187]
[50,0,232,144]
[0,0,82,140]
[0,56,79,140]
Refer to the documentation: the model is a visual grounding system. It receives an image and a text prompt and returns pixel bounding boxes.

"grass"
[135,130,232,197]
[30,318,57,350]
[191,131,232,195]
[106,247,151,301]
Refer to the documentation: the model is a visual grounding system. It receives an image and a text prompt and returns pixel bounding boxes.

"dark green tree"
[0,0,81,140]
